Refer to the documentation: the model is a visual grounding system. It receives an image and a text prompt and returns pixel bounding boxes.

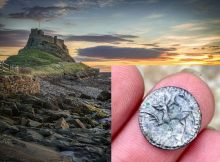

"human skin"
[112,66,220,162]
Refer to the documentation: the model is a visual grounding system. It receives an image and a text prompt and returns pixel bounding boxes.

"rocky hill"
[19,28,74,62]
[5,29,85,77]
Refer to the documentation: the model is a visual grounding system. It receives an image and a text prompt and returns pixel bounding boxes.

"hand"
[112,66,220,162]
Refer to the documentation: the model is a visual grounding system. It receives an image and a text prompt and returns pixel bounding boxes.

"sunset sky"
[0,0,220,71]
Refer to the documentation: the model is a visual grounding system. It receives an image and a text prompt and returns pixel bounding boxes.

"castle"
[22,28,74,62]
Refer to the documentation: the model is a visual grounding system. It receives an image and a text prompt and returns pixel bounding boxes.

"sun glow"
[84,53,220,72]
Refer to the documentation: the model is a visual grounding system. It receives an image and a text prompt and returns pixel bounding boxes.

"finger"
[178,129,220,162]
[112,66,144,139]
[112,72,215,162]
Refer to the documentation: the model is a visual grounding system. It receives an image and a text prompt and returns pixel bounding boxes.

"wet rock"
[99,118,111,130]
[27,119,42,127]
[20,117,28,126]
[97,90,111,101]
[16,130,44,142]
[0,107,13,116]
[0,135,73,162]
[0,121,19,134]
[3,102,20,116]
[38,128,53,137]
[80,93,92,99]
[0,115,15,125]
[55,117,69,129]
[42,109,70,122]
[73,119,86,128]
[18,103,33,113]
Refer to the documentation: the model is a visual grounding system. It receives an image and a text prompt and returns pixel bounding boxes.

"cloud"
[95,0,120,7]
[114,34,138,39]
[145,13,163,19]
[77,46,165,59]
[172,23,206,31]
[199,36,220,41]
[64,34,138,43]
[142,43,159,47]
[76,0,124,8]
[171,44,181,47]
[0,23,4,28]
[162,35,195,41]
[172,19,220,31]
[0,29,29,47]
[0,0,8,8]
[151,47,176,51]
[146,0,160,4]
[9,5,79,21]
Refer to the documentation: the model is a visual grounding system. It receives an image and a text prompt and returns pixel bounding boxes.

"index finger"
[112,66,144,139]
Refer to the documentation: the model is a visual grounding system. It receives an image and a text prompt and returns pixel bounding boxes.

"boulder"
[73,119,86,129]
[0,121,19,133]
[55,117,69,129]
[0,135,73,162]
[27,119,42,127]
[16,130,44,142]
[39,128,53,137]
[0,107,12,116]
[20,117,28,126]
[43,109,70,122]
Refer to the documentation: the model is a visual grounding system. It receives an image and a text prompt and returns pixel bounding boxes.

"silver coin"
[139,86,201,150]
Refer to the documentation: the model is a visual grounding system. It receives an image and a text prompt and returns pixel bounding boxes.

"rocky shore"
[0,71,111,162]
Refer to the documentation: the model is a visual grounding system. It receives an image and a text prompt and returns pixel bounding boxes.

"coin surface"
[139,86,201,150]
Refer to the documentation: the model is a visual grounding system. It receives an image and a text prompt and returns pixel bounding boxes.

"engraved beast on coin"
[139,86,201,150]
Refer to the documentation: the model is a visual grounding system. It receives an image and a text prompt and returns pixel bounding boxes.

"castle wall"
[29,29,66,49]
[56,39,65,49]
[41,35,54,44]
[25,28,74,62]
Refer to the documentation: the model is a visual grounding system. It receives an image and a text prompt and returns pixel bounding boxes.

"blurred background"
[137,65,220,131]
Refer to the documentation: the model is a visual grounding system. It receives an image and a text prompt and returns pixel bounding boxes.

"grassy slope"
[6,49,62,67]
[5,49,89,76]
[31,62,88,76]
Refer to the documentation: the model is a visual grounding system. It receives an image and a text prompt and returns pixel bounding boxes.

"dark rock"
[97,90,111,101]
[3,102,20,116]
[42,109,70,122]
[39,128,53,137]
[20,117,28,126]
[0,107,13,116]
[80,93,92,99]
[0,115,15,125]
[0,121,19,134]
[18,103,33,113]
[16,130,44,142]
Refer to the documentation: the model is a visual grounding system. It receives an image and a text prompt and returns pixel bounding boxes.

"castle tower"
[23,28,75,62]
[38,30,44,35]
[30,28,38,36]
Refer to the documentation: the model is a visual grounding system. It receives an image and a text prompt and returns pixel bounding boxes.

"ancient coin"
[139,86,201,150]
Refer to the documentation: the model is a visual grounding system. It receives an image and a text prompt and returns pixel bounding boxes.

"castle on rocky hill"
[21,28,74,62]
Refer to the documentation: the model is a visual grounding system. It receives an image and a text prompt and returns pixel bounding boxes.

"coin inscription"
[139,86,201,150]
